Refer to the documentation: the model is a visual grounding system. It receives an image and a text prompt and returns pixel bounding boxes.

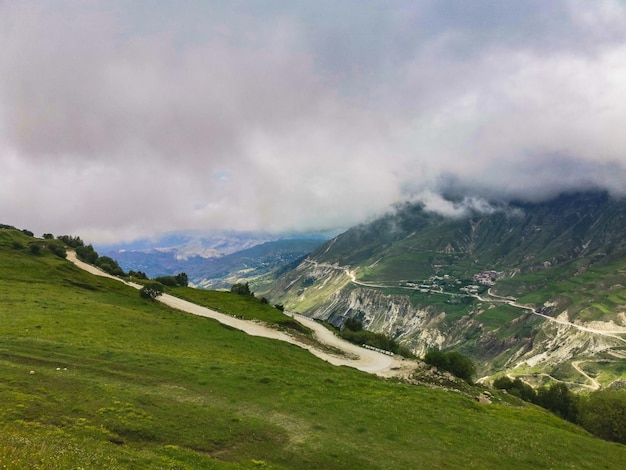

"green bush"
[57,234,84,248]
[139,282,164,301]
[339,324,414,358]
[231,282,253,296]
[493,377,538,403]
[536,383,579,423]
[175,272,189,287]
[75,244,98,264]
[424,348,476,383]
[49,244,67,259]
[155,276,178,287]
[95,256,125,276]
[344,317,363,332]
[578,389,626,445]
[128,270,148,280]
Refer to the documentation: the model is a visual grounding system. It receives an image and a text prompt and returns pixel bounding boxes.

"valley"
[6,227,626,468]
[66,251,414,378]
[268,192,626,388]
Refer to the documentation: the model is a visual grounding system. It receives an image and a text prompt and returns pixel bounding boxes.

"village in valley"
[400,270,502,300]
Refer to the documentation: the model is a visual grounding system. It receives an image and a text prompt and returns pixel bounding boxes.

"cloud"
[2,1,626,242]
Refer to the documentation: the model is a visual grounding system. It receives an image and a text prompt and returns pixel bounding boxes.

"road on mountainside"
[571,361,601,391]
[66,252,415,378]
[479,289,626,344]
[303,258,626,344]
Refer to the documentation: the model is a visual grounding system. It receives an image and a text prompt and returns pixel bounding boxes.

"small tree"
[536,383,578,423]
[57,235,84,248]
[344,317,363,332]
[154,276,178,287]
[140,282,164,301]
[230,282,253,296]
[578,389,626,444]
[95,256,125,276]
[128,270,148,280]
[424,348,476,384]
[175,272,189,287]
[75,244,98,264]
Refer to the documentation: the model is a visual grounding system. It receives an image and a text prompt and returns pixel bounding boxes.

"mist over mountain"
[268,191,626,385]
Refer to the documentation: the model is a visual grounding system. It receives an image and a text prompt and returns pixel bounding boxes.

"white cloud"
[2,1,626,242]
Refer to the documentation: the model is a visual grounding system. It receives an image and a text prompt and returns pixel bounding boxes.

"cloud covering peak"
[2,1,626,243]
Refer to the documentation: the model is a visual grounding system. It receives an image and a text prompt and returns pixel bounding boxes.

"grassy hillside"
[269,192,626,381]
[1,229,626,468]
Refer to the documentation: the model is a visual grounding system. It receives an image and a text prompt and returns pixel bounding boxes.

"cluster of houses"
[472,270,498,286]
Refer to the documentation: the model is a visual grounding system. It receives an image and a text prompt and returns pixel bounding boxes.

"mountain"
[4,227,626,467]
[268,191,626,386]
[99,234,327,290]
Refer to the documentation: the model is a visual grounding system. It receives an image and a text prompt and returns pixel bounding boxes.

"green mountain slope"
[268,192,626,385]
[2,228,626,468]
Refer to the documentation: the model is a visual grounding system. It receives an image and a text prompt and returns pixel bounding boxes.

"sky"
[2,0,626,244]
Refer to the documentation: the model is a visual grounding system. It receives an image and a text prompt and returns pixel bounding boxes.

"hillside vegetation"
[1,228,626,468]
[269,192,626,384]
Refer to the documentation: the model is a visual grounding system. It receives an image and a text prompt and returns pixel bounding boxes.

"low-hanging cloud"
[2,0,626,243]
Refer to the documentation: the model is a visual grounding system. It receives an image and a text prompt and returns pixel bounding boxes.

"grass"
[477,305,526,331]
[165,286,309,333]
[1,229,626,468]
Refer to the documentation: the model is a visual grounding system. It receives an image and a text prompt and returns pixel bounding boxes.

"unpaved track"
[572,361,601,391]
[479,290,626,344]
[66,252,414,378]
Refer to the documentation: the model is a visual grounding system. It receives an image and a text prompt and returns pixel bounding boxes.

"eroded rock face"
[268,193,626,380]
[314,287,447,355]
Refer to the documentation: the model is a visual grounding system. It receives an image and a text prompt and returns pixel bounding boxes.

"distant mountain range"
[98,232,328,290]
[267,191,626,386]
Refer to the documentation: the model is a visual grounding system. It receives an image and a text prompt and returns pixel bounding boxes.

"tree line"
[493,376,626,445]
[8,228,189,301]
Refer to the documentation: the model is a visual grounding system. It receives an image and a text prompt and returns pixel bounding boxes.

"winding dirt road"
[478,289,626,344]
[66,252,415,378]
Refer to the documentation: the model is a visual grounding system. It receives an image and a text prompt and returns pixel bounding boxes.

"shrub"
[175,272,189,287]
[424,348,476,383]
[57,235,84,248]
[49,244,67,259]
[493,376,537,403]
[140,282,164,301]
[75,244,98,264]
[536,383,578,423]
[155,273,189,287]
[578,389,626,445]
[95,256,125,276]
[343,317,363,332]
[154,276,178,287]
[128,270,148,280]
[231,282,253,296]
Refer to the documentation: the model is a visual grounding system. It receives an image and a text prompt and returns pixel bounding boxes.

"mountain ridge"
[268,191,626,386]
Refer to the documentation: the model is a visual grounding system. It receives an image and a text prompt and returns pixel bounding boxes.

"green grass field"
[2,229,626,468]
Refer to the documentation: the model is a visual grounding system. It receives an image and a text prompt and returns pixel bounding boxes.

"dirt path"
[478,290,626,344]
[571,361,601,391]
[66,252,415,378]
